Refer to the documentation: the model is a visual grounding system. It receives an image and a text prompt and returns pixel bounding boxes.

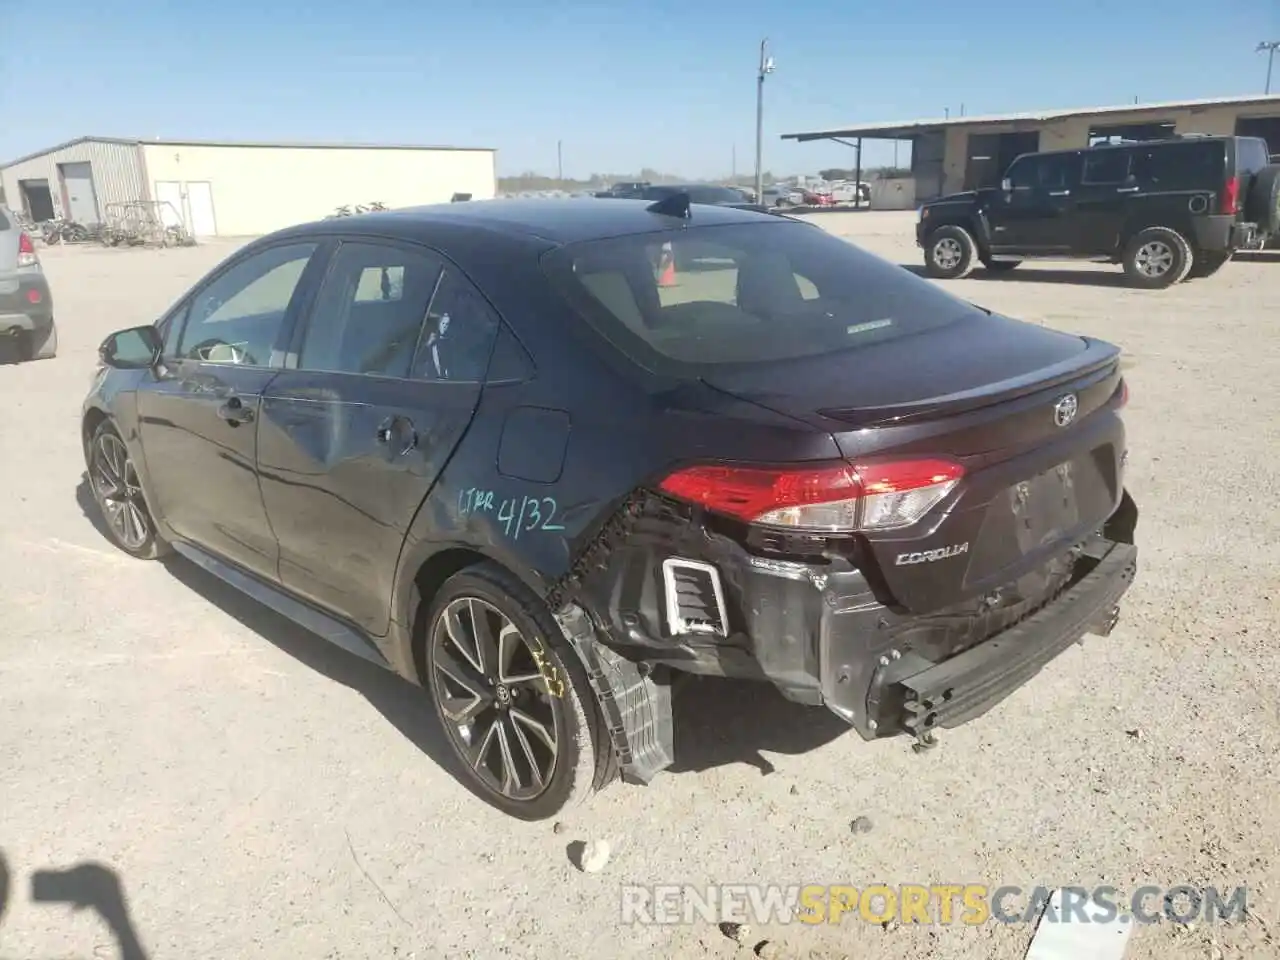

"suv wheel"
[1122,227,1193,289]
[86,421,171,559]
[1,327,31,364]
[924,225,977,279]
[1184,251,1231,280]
[423,563,608,821]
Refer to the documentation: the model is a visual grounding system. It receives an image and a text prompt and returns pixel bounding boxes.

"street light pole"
[754,38,775,203]
[1258,41,1280,94]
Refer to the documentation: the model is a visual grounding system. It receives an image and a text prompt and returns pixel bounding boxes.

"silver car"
[0,205,56,363]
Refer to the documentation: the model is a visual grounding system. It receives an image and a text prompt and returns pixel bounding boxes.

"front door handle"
[217,395,254,426]
[1116,186,1140,193]
[375,416,418,455]
[1048,190,1071,197]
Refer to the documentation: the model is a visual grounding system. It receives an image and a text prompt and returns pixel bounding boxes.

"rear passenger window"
[413,269,500,382]
[299,242,444,378]
[1082,150,1131,184]
[1130,142,1225,188]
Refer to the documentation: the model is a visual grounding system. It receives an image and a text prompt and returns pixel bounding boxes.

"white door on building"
[154,181,184,229]
[186,181,217,236]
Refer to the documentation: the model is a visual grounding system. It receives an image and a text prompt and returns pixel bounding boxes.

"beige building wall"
[937,104,1275,194]
[139,143,496,236]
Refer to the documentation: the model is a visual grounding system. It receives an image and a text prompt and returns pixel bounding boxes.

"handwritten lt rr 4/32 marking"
[458,488,565,539]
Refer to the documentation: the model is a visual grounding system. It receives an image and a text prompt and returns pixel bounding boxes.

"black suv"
[917,135,1280,288]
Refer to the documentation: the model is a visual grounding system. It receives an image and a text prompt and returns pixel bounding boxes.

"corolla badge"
[1053,393,1079,428]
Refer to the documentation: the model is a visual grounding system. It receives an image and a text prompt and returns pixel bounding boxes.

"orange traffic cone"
[658,241,677,287]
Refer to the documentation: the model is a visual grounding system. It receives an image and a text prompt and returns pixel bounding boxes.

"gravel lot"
[1,213,1278,960]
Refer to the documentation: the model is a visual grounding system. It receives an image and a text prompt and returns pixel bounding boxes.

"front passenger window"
[179,242,318,366]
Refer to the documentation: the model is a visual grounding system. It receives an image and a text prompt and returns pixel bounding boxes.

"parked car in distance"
[594,181,652,199]
[916,134,1279,288]
[0,205,57,364]
[83,198,1137,820]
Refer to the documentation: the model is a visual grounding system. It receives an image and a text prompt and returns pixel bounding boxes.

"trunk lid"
[701,316,1127,615]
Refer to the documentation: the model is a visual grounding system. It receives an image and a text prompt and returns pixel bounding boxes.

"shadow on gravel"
[669,676,851,775]
[900,262,1130,287]
[74,475,849,784]
[0,849,151,959]
[75,474,482,801]
[1232,250,1280,263]
[161,556,476,783]
[76,474,116,545]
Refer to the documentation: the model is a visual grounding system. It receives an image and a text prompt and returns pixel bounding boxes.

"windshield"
[542,220,984,373]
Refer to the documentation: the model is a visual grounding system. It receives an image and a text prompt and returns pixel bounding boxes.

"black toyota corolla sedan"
[82,196,1138,820]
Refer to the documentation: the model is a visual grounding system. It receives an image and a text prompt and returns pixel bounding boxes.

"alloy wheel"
[933,237,962,270]
[430,597,561,801]
[91,432,152,550]
[1134,240,1174,278]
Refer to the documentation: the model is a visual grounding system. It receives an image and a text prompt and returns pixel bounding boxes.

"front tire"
[423,563,608,821]
[1122,227,1193,288]
[87,421,170,559]
[923,225,977,279]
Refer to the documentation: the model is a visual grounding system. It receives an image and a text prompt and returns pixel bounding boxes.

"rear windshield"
[645,185,746,204]
[1237,137,1270,175]
[541,220,984,373]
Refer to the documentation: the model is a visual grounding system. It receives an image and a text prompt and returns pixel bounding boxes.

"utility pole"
[732,144,737,181]
[755,38,775,203]
[1259,41,1280,94]
[557,140,563,182]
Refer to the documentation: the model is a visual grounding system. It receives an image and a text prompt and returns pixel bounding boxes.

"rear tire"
[924,225,977,279]
[1122,227,1192,289]
[1,327,31,364]
[86,421,171,560]
[1184,251,1231,280]
[422,562,612,821]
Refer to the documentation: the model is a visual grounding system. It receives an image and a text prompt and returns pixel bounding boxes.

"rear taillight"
[1221,176,1240,215]
[1115,377,1129,408]
[17,231,37,267]
[657,458,964,533]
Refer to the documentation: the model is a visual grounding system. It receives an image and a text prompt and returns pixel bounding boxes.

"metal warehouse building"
[0,136,497,237]
[783,93,1280,205]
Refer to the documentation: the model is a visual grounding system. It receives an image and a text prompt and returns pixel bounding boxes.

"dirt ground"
[1,212,1277,960]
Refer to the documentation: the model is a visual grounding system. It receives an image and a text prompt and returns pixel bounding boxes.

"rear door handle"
[1048,190,1071,197]
[216,395,254,426]
[1116,186,1140,193]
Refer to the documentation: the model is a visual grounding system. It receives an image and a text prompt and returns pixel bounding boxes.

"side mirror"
[1001,178,1013,192]
[99,325,162,369]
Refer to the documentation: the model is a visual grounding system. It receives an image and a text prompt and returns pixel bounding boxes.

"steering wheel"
[188,338,257,366]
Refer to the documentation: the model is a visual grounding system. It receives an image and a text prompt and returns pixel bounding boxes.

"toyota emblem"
[1053,393,1079,428]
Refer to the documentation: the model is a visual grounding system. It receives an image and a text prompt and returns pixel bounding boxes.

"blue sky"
[2,0,1277,178]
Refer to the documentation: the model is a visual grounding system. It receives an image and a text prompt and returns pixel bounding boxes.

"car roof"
[282,198,778,245]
